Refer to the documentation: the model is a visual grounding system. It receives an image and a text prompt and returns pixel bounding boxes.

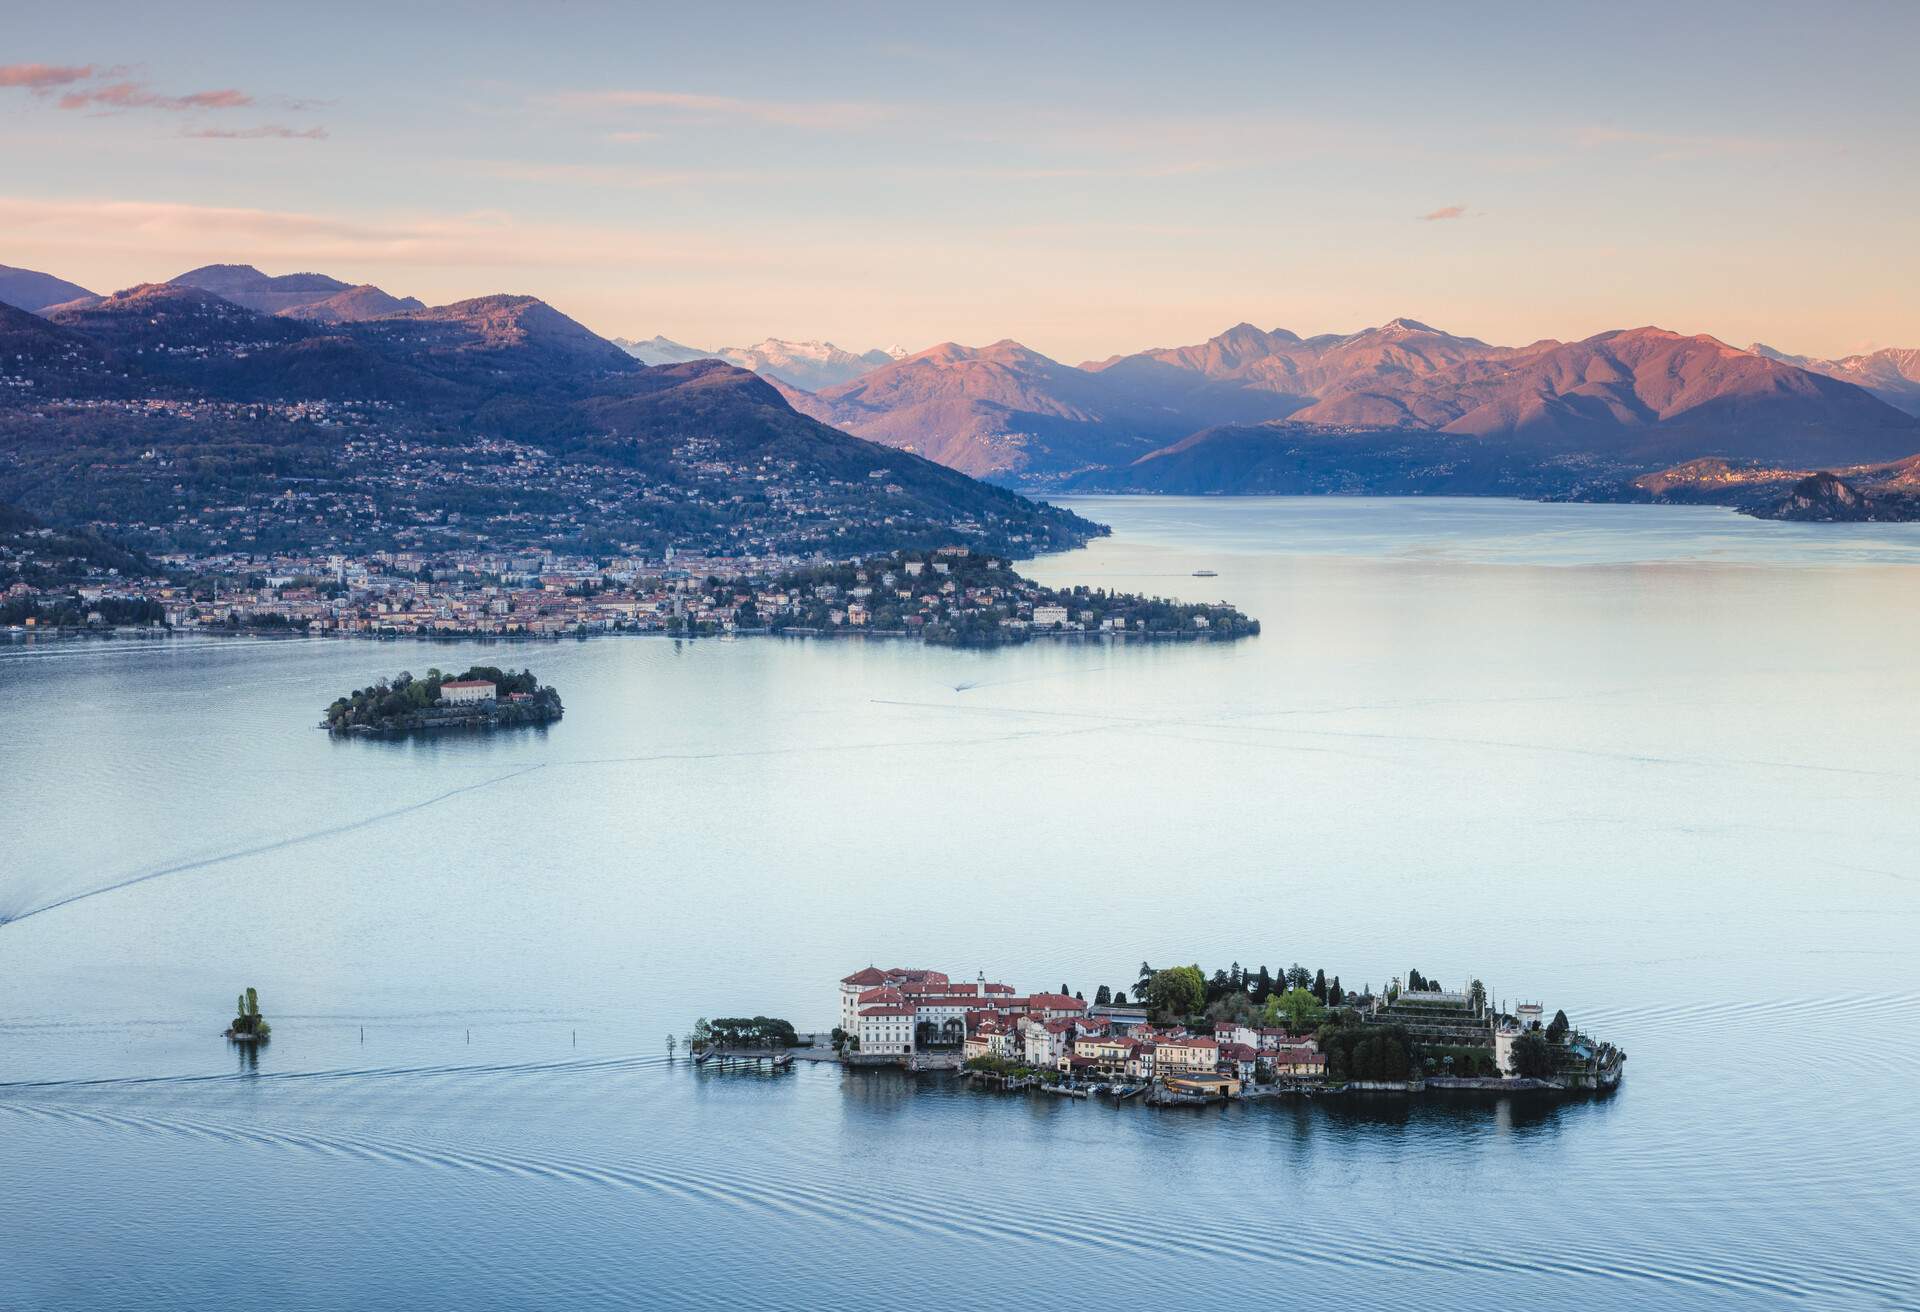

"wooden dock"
[694,1047,793,1070]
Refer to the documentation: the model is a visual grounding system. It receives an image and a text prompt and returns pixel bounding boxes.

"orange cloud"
[0,63,95,88]
[1418,205,1467,221]
[59,82,253,112]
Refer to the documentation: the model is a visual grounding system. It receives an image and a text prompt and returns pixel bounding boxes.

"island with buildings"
[830,962,1622,1104]
[322,665,562,736]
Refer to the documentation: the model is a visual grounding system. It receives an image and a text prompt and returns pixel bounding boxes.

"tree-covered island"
[323,665,562,735]
[745,546,1259,647]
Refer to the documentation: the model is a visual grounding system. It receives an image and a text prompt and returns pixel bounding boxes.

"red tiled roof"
[1158,1036,1219,1051]
[858,1005,914,1018]
[1022,992,1087,1011]
[842,967,888,986]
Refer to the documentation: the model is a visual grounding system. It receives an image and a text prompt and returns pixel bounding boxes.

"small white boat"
[1192,569,1218,578]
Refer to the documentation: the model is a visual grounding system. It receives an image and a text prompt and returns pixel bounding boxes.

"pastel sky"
[5,2,1917,361]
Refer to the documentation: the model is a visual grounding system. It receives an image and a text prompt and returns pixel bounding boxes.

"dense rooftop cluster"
[833,962,1621,1094]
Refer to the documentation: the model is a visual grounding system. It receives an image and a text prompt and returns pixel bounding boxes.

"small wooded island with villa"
[323,666,563,736]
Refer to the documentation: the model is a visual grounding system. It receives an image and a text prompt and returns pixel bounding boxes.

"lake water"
[4,496,1918,1310]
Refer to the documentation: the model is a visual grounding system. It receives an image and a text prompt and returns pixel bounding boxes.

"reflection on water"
[2,497,1918,1309]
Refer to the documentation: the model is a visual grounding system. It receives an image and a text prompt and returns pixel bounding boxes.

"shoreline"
[5,623,1255,649]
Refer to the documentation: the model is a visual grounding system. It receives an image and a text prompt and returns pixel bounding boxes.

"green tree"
[1264,987,1327,1032]
[1206,969,1230,1003]
[1094,985,1111,1007]
[1113,991,1128,1007]
[1286,964,1311,991]
[1312,968,1327,1002]
[1547,1009,1570,1043]
[1146,966,1205,1021]
[1510,1030,1555,1078]
[1205,991,1255,1025]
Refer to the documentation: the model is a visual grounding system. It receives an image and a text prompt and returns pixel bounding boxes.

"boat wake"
[0,764,546,928]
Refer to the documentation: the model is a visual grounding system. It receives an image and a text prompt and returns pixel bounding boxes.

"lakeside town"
[2,539,1256,647]
[738,962,1626,1103]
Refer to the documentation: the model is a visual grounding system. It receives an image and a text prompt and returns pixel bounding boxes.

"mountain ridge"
[170,263,426,321]
[3,279,1096,558]
[0,263,97,314]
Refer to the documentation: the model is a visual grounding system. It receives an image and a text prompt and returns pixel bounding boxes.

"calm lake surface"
[4,496,1918,1310]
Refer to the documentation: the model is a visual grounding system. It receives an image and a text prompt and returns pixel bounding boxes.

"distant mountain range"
[613,335,907,391]
[784,319,1920,494]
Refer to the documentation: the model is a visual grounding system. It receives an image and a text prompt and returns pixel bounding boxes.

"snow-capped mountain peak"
[613,333,912,390]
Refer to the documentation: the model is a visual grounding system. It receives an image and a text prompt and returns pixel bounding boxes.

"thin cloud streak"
[548,88,894,130]
[1576,125,1793,161]
[1418,205,1467,221]
[184,125,328,141]
[472,160,752,188]
[0,195,781,274]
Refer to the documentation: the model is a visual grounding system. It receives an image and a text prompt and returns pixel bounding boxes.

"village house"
[1152,1035,1219,1074]
[1263,1046,1327,1078]
[1218,1042,1261,1084]
[1214,1022,1260,1050]
[1070,1034,1139,1079]
[1019,1016,1076,1069]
